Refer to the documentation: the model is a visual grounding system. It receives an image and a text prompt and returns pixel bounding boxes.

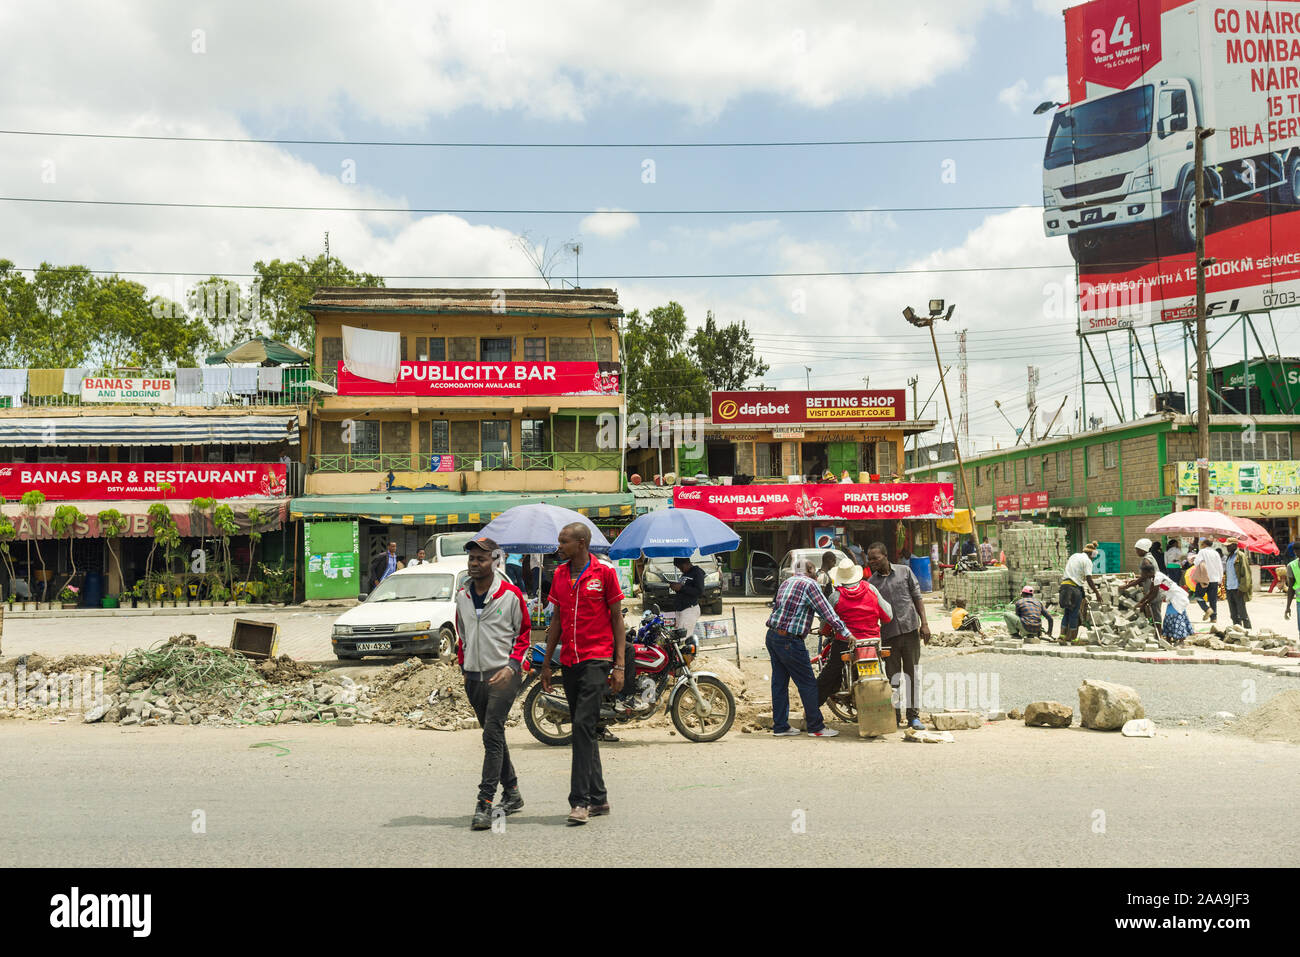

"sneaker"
[471,799,493,831]
[808,727,839,737]
[590,802,611,817]
[909,718,926,732]
[500,786,524,815]
[772,727,802,736]
[566,806,589,826]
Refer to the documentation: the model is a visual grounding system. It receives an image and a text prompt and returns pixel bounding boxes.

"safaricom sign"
[710,390,906,425]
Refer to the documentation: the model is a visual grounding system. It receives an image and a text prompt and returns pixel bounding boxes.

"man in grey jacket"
[455,536,532,830]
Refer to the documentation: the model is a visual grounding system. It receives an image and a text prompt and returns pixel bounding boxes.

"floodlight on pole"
[1033,101,1063,115]
[903,300,973,527]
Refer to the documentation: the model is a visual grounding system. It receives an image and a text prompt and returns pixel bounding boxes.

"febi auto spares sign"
[711,390,905,425]
[1047,0,1300,332]
[336,361,619,396]
[81,376,175,404]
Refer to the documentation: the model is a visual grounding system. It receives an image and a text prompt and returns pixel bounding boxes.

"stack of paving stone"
[1079,574,1172,651]
[999,522,1070,594]
[943,566,1012,612]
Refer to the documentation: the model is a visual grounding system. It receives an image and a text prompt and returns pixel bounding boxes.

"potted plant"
[50,504,88,602]
[20,490,46,602]
[211,582,231,606]
[129,583,141,609]
[102,592,119,609]
[58,585,79,609]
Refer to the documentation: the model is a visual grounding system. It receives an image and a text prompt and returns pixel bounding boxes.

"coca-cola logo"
[677,489,702,500]
[0,467,12,477]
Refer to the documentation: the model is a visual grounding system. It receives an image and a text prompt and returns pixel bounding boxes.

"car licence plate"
[856,661,881,678]
[356,641,392,651]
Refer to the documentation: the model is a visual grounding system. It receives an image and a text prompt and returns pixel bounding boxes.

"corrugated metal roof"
[306,287,622,317]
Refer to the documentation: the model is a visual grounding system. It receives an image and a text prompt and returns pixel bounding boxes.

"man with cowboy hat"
[1004,585,1053,640]
[816,557,893,707]
[1058,542,1102,646]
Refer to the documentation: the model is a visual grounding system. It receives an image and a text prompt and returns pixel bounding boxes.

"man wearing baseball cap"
[1004,585,1053,641]
[455,535,532,831]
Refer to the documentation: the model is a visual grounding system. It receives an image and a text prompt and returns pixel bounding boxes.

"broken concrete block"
[1024,700,1073,728]
[1121,718,1155,737]
[930,711,982,731]
[1077,679,1145,731]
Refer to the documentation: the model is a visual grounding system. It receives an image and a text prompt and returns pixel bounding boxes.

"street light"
[903,300,973,529]
[805,366,812,389]
[1033,101,1063,115]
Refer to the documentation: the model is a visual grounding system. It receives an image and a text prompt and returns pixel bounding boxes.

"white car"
[331,565,464,661]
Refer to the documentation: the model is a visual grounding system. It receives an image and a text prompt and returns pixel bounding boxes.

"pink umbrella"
[1145,508,1245,539]
[1224,516,1280,555]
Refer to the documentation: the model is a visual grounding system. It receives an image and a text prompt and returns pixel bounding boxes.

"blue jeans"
[766,629,825,733]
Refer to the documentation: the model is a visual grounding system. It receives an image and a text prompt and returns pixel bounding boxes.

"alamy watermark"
[0,665,104,713]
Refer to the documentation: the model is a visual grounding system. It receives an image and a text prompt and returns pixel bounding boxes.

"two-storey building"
[292,287,633,578]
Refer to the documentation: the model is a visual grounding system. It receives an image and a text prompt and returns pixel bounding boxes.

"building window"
[1002,460,1010,482]
[521,419,548,454]
[1056,450,1067,479]
[1024,457,1035,484]
[480,337,512,361]
[428,420,449,453]
[549,336,612,361]
[322,336,343,370]
[756,442,783,477]
[1209,430,1292,461]
[481,420,510,467]
[1041,456,1050,482]
[524,337,546,361]
[1085,446,1097,478]
[975,467,982,487]
[349,420,379,456]
[415,337,446,361]
[1104,442,1118,469]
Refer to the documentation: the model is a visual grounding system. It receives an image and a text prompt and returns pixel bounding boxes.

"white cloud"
[0,1,1012,125]
[579,209,640,239]
[998,74,1068,113]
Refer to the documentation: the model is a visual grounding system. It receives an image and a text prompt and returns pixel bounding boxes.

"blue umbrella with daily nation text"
[608,507,739,559]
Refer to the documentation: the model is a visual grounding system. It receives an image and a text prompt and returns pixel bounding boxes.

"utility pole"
[907,374,919,460]
[904,302,973,527]
[805,366,812,390]
[1195,126,1215,509]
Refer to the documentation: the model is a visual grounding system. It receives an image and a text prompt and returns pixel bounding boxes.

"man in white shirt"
[1192,538,1224,623]
[405,547,431,567]
[1057,542,1102,646]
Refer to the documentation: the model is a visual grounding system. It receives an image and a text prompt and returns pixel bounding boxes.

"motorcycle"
[519,604,736,745]
[812,630,888,724]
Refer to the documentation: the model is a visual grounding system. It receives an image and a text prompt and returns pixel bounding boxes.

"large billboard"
[710,390,906,424]
[1046,0,1300,333]
[0,463,287,501]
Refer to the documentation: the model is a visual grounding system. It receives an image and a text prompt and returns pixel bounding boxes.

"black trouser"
[618,641,637,700]
[1194,582,1219,617]
[1226,589,1252,629]
[561,659,611,808]
[464,668,521,803]
[956,616,982,633]
[816,637,850,706]
[883,629,921,721]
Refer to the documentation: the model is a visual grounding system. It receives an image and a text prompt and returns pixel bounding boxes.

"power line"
[0,129,1047,149]
[0,195,1034,216]
[4,263,1081,280]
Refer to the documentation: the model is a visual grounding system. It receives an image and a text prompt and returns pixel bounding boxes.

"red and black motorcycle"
[519,605,736,744]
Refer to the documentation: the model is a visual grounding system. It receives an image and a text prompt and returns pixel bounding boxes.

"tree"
[50,504,87,598]
[689,310,769,392]
[212,503,239,590]
[0,499,18,599]
[97,509,128,594]
[20,490,45,598]
[250,254,385,352]
[623,302,709,416]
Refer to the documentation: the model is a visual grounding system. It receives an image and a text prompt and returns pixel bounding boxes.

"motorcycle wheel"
[826,688,857,723]
[522,681,573,747]
[669,675,736,743]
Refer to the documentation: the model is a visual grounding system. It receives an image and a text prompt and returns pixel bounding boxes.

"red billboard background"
[336,361,619,396]
[710,390,906,425]
[672,483,953,521]
[0,464,287,501]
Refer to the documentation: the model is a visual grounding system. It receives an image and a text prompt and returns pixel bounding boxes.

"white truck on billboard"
[1044,0,1300,263]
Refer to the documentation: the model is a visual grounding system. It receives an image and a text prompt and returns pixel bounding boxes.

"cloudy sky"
[1,0,1273,451]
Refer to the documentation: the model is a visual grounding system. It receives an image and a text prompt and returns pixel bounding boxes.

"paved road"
[2,720,1295,867]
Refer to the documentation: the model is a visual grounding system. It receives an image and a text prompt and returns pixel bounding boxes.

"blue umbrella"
[474,503,611,554]
[608,507,739,559]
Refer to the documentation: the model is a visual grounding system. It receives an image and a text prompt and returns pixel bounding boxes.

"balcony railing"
[310,450,621,473]
[2,367,335,409]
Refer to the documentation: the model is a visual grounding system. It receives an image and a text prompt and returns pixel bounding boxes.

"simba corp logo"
[49,887,151,937]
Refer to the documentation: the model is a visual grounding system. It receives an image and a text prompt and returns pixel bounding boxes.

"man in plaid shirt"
[766,561,854,737]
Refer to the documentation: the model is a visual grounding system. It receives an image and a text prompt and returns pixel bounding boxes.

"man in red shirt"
[540,522,627,826]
